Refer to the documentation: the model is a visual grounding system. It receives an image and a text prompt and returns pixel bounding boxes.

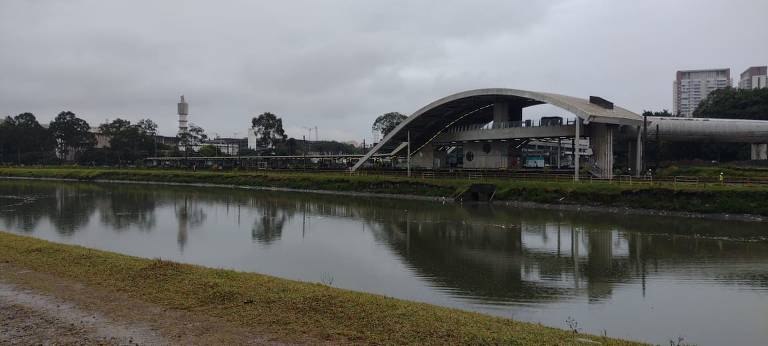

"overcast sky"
[1,0,767,141]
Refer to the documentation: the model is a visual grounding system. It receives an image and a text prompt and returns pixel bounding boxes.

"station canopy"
[352,88,642,171]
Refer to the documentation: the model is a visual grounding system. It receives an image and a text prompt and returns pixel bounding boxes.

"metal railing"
[447,119,575,134]
[347,169,768,187]
[82,162,768,187]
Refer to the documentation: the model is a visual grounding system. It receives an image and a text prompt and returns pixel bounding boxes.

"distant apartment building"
[673,69,732,117]
[739,66,767,89]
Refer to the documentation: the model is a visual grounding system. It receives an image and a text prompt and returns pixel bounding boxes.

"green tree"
[178,123,207,157]
[372,112,407,138]
[0,117,11,163]
[98,118,156,164]
[49,112,97,162]
[198,144,222,157]
[642,110,673,117]
[251,112,287,151]
[136,119,158,136]
[137,119,159,156]
[693,87,768,120]
[0,113,56,164]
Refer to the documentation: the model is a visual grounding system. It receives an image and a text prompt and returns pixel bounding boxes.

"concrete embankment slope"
[0,231,645,345]
[1,167,768,217]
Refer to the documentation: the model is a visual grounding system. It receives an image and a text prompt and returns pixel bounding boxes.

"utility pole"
[642,115,648,173]
[234,132,240,166]
[303,135,307,170]
[655,123,660,171]
[574,118,580,181]
[407,130,411,177]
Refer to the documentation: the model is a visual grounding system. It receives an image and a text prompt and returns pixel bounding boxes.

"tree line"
[0,111,165,165]
[1,110,394,165]
[248,112,365,156]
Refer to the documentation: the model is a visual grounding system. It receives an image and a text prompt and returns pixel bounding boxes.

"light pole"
[234,132,240,166]
[407,130,411,177]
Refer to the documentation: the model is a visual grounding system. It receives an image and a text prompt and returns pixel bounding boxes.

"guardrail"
[321,169,768,186]
[348,169,768,186]
[42,163,768,187]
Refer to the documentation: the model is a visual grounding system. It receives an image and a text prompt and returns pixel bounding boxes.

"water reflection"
[99,189,157,231]
[251,200,291,244]
[1,180,767,345]
[175,196,206,252]
[2,180,768,297]
[0,182,98,235]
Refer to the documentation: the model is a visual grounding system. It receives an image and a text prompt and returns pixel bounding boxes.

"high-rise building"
[739,66,767,89]
[673,69,731,117]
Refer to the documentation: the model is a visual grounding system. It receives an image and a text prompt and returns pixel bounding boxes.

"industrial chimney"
[178,95,189,135]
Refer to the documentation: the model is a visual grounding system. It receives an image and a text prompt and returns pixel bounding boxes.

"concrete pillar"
[557,138,561,168]
[493,102,524,125]
[410,144,436,169]
[635,128,643,177]
[574,118,580,181]
[628,139,642,177]
[589,123,614,179]
[751,143,768,160]
[493,102,509,124]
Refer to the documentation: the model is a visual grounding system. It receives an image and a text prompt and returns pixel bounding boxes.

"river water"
[0,179,766,345]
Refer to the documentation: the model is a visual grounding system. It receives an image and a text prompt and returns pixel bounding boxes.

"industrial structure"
[351,88,768,180]
[177,95,189,135]
[636,117,768,160]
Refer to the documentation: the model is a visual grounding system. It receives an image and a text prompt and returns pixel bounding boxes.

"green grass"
[657,164,768,178]
[0,231,645,345]
[2,167,768,215]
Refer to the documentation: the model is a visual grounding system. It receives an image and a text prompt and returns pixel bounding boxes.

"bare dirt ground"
[0,263,297,345]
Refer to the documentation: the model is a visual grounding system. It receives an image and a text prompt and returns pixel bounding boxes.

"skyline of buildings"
[673,65,766,118]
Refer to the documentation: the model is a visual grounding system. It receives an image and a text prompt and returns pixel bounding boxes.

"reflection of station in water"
[371,212,768,303]
[174,196,206,252]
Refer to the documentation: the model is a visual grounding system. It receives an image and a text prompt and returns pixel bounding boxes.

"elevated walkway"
[435,123,575,144]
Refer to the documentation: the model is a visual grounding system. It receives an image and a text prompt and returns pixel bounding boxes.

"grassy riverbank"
[0,232,643,345]
[657,163,768,178]
[2,167,768,215]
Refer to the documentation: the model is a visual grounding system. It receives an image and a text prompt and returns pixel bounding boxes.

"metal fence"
[347,169,768,186]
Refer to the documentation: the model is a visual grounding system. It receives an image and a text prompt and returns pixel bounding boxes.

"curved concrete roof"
[352,88,642,171]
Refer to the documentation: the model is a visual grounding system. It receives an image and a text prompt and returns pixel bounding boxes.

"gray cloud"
[1,0,767,141]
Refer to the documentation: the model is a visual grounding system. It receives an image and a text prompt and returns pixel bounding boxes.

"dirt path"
[0,283,163,345]
[0,264,297,345]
